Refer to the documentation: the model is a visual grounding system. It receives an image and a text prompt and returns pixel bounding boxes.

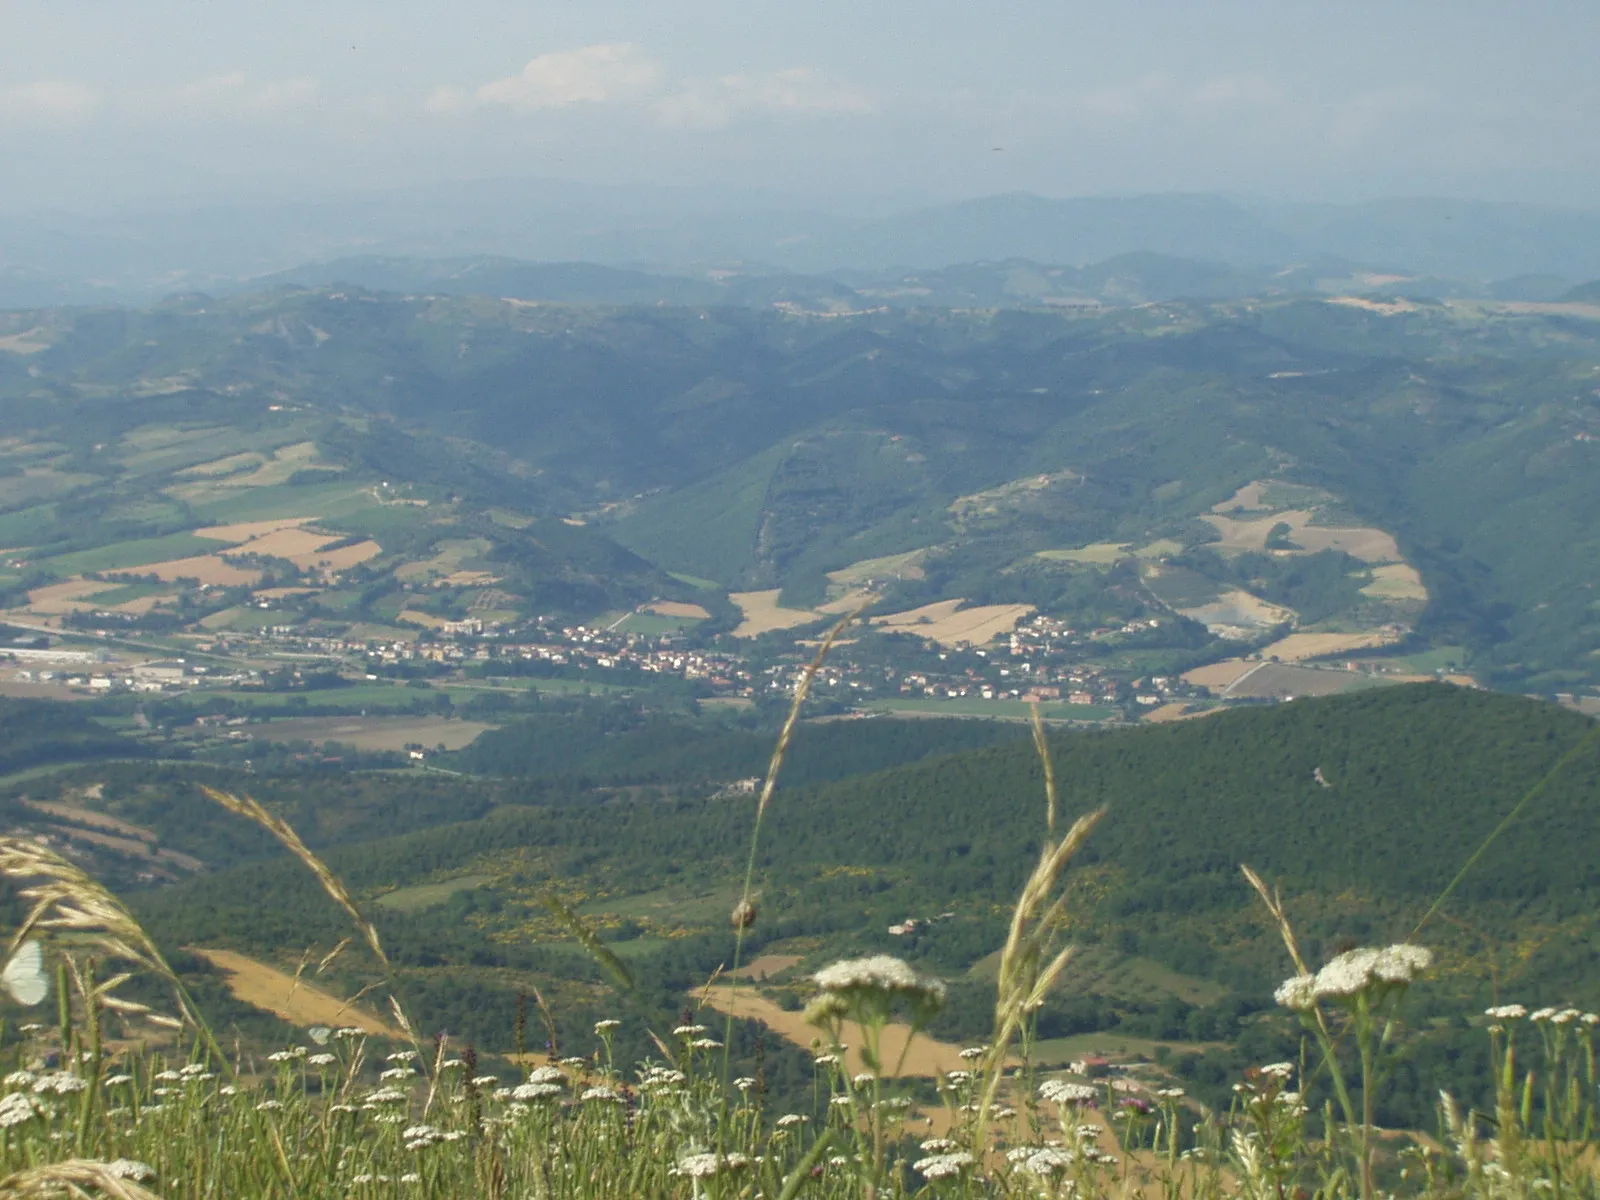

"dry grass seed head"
[0,1158,162,1200]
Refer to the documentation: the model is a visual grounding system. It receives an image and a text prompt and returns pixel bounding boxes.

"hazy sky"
[2,0,1597,213]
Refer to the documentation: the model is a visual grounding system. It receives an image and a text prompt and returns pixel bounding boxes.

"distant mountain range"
[5,184,1600,306]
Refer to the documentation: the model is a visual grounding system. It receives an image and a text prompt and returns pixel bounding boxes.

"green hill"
[4,288,1600,683]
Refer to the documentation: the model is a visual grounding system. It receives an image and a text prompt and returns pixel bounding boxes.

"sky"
[2,0,1597,214]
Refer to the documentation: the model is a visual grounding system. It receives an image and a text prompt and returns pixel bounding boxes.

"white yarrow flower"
[512,1082,563,1101]
[914,1151,974,1179]
[1039,1079,1098,1105]
[1274,974,1318,1010]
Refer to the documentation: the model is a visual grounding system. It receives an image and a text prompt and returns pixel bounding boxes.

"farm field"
[870,599,1034,648]
[251,715,498,751]
[189,948,400,1037]
[729,589,822,636]
[1260,629,1405,661]
[1220,662,1385,700]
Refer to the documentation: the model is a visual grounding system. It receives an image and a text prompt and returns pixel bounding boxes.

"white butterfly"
[2,940,49,1008]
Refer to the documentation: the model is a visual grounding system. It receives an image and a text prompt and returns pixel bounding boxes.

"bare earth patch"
[696,986,975,1078]
[1142,703,1218,723]
[1181,659,1259,690]
[730,590,821,637]
[190,948,400,1037]
[136,554,261,587]
[728,954,804,980]
[24,579,123,613]
[815,587,879,616]
[194,518,311,543]
[1260,630,1404,661]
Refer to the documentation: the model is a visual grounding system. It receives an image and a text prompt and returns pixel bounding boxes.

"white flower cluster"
[104,1159,157,1183]
[581,1086,623,1103]
[0,1092,37,1128]
[812,955,947,1005]
[776,1113,808,1128]
[914,1151,974,1180]
[594,1019,622,1033]
[1275,944,1433,1009]
[512,1082,563,1101]
[31,1072,86,1096]
[527,1066,563,1084]
[1018,1147,1075,1176]
[1039,1079,1098,1106]
[672,1152,749,1179]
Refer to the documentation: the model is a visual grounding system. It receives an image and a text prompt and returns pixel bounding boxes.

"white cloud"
[657,68,872,129]
[1080,72,1174,121]
[1189,73,1283,111]
[128,73,319,119]
[474,44,660,112]
[0,80,99,125]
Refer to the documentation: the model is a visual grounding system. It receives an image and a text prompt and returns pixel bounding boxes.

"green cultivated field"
[40,531,230,575]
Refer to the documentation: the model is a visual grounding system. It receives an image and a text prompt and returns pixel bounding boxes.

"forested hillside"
[62,686,1585,1082]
